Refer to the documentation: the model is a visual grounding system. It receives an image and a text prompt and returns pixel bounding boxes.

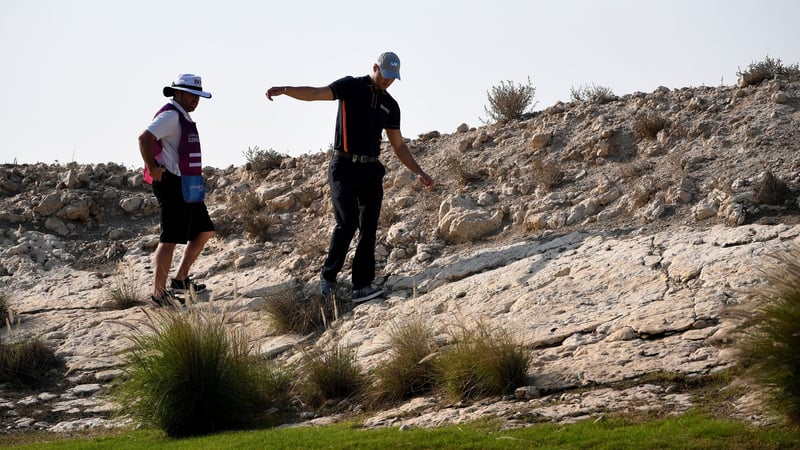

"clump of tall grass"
[299,344,365,407]
[262,284,344,335]
[113,307,279,437]
[739,244,800,426]
[368,315,438,406]
[106,261,144,309]
[435,319,530,401]
[0,322,62,387]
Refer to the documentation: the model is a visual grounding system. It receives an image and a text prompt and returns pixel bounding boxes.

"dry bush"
[220,192,276,242]
[570,83,616,104]
[445,157,488,186]
[737,55,800,87]
[755,170,792,206]
[243,146,285,175]
[633,112,669,141]
[483,77,537,123]
[531,158,561,190]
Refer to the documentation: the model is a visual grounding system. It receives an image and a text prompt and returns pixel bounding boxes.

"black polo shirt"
[329,75,400,157]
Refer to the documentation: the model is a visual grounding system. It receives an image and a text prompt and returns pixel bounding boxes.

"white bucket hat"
[163,73,212,98]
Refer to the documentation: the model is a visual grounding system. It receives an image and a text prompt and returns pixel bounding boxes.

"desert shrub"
[739,245,800,426]
[300,344,365,406]
[113,308,277,437]
[221,191,276,242]
[633,112,669,141]
[483,77,537,123]
[106,261,144,309]
[243,146,285,175]
[445,156,488,186]
[755,170,791,206]
[737,55,800,87]
[435,320,530,401]
[0,337,62,387]
[262,284,344,335]
[570,84,616,104]
[369,315,438,407]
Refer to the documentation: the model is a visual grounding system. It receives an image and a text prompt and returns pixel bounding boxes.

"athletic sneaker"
[321,279,338,298]
[351,285,385,304]
[149,290,185,307]
[170,277,206,294]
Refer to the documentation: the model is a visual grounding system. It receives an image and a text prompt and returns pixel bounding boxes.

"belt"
[334,150,378,163]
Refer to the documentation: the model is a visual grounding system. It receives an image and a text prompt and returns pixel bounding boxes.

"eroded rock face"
[3,77,800,432]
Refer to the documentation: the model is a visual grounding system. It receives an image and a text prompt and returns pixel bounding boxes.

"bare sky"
[2,0,798,169]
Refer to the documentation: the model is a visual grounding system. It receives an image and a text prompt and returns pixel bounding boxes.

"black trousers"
[321,155,385,290]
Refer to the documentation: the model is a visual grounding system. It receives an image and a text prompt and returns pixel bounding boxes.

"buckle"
[335,151,377,163]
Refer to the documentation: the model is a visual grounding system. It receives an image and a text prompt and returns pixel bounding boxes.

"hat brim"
[163,86,212,98]
[379,68,401,80]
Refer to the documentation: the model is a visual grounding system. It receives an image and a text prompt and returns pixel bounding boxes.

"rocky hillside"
[2,74,800,434]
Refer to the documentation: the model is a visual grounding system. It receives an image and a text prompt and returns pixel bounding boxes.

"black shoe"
[170,277,206,294]
[351,285,385,304]
[150,290,185,307]
[321,279,338,298]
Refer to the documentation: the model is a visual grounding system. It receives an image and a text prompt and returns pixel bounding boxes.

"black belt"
[334,150,378,163]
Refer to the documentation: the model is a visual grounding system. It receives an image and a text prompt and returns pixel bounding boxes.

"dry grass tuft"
[106,261,145,309]
[633,112,669,141]
[755,170,792,206]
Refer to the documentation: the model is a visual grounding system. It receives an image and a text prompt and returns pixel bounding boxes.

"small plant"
[633,112,669,141]
[369,315,438,406]
[106,261,144,309]
[483,77,537,123]
[243,146,285,175]
[755,170,791,206]
[113,307,277,437]
[222,191,276,242]
[435,319,530,401]
[570,84,616,104]
[737,55,800,87]
[739,245,800,426]
[262,284,343,335]
[0,337,62,387]
[300,344,365,406]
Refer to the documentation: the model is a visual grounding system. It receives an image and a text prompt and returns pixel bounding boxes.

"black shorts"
[152,171,215,244]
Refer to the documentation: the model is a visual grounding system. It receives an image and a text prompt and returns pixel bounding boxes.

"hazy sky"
[2,0,799,169]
